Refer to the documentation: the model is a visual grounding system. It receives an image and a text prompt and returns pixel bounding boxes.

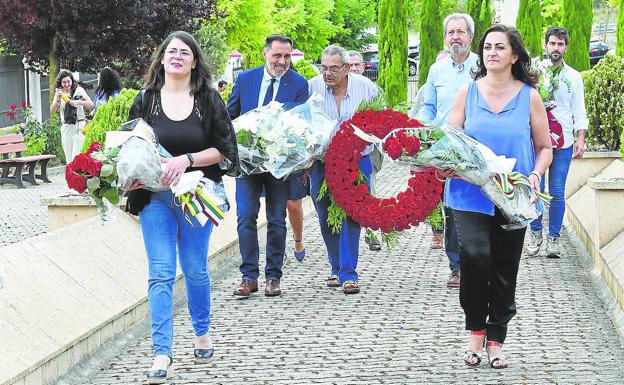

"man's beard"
[450,42,468,56]
[548,51,562,63]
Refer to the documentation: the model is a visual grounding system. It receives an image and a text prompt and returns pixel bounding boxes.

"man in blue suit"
[227,34,308,298]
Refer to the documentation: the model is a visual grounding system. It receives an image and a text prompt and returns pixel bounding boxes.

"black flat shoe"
[194,348,214,363]
[146,356,173,384]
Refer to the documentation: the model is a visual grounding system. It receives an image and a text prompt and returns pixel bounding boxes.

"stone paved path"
[4,167,624,384]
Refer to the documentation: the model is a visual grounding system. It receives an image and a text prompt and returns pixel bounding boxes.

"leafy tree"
[273,0,336,60]
[294,59,320,80]
[378,0,408,105]
[466,0,493,51]
[419,0,443,87]
[562,0,593,71]
[517,0,544,57]
[407,0,464,33]
[220,0,275,68]
[0,1,215,99]
[196,18,229,76]
[329,0,377,50]
[542,0,564,32]
[618,0,624,56]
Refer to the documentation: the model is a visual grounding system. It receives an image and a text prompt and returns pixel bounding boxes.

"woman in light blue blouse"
[444,24,552,369]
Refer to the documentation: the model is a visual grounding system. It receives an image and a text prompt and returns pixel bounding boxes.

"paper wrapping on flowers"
[116,118,171,192]
[232,95,336,179]
[170,172,230,227]
[354,124,550,230]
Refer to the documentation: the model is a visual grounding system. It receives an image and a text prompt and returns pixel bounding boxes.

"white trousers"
[60,121,85,163]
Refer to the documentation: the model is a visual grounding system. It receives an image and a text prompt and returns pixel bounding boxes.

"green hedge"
[582,55,624,151]
[294,59,319,81]
[82,89,139,152]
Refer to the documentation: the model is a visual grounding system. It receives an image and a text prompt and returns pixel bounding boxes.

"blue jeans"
[236,172,288,282]
[139,191,214,357]
[309,156,372,283]
[530,145,573,237]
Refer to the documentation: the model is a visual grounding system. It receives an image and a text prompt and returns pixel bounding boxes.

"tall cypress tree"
[466,0,493,51]
[418,0,443,87]
[561,0,592,71]
[378,0,409,105]
[617,0,624,56]
[517,0,544,58]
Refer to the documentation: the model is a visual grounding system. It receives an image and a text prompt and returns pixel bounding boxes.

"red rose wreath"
[322,109,443,234]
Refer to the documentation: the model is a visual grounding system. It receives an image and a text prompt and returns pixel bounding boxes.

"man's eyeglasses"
[165,49,193,59]
[321,63,346,74]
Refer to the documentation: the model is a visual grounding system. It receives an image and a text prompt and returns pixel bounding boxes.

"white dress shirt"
[257,67,282,108]
[550,62,589,149]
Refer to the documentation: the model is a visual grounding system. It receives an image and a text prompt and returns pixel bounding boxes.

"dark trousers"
[452,208,526,343]
[444,205,460,272]
[236,172,288,282]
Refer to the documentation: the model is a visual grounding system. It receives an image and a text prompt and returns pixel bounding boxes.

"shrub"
[583,55,624,151]
[82,88,139,152]
[22,115,64,163]
[294,59,319,81]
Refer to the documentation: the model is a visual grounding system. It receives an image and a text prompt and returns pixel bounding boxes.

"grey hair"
[322,45,349,64]
[347,50,364,63]
[443,13,475,38]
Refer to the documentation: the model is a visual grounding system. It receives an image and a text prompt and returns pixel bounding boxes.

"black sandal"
[486,341,508,369]
[463,330,485,367]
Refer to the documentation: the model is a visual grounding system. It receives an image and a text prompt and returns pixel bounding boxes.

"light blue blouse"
[445,81,539,216]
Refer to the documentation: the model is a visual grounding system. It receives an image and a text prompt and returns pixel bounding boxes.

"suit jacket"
[226,66,309,119]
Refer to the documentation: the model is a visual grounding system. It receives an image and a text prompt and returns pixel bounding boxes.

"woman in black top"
[127,31,238,384]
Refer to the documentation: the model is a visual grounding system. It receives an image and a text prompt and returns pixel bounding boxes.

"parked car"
[362,51,418,78]
[408,44,419,60]
[589,39,609,66]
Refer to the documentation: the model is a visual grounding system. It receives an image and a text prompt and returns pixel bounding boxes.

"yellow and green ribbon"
[494,171,552,202]
[177,179,226,227]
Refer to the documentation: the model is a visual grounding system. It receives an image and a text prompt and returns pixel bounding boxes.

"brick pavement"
[6,166,624,384]
[0,169,67,247]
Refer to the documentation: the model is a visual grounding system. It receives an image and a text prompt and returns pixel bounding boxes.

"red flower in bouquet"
[323,109,442,232]
[65,142,120,218]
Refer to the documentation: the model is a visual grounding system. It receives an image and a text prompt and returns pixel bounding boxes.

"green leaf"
[100,163,114,177]
[102,187,119,205]
[87,176,100,191]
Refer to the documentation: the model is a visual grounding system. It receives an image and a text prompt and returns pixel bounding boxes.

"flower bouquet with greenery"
[65,142,120,218]
[531,58,572,149]
[232,96,336,179]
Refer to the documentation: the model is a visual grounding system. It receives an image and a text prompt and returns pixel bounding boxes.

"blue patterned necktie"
[262,78,276,106]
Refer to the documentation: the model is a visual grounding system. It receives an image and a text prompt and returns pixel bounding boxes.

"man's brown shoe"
[233,279,258,298]
[430,233,443,249]
[447,271,460,288]
[264,280,281,296]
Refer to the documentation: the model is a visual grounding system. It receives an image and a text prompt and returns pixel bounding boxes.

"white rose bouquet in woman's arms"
[232,95,336,179]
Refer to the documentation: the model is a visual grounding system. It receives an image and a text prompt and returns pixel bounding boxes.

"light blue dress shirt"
[418,52,479,125]
[256,67,282,108]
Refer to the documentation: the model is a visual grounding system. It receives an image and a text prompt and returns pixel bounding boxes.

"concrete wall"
[1,176,314,385]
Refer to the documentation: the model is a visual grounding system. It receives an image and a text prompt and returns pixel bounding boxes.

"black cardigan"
[124,87,239,215]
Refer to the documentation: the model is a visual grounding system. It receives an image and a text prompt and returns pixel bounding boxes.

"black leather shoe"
[194,348,214,363]
[146,356,173,384]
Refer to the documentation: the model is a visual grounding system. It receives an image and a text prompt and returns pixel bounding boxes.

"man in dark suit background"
[227,34,308,298]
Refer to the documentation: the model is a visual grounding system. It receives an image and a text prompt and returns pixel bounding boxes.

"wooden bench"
[0,133,56,188]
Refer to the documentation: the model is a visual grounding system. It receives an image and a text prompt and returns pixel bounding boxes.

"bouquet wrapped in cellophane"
[232,94,336,179]
[354,124,551,230]
[112,118,229,227]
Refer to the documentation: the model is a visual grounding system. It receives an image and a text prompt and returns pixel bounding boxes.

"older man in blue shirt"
[309,45,379,294]
[418,13,479,288]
